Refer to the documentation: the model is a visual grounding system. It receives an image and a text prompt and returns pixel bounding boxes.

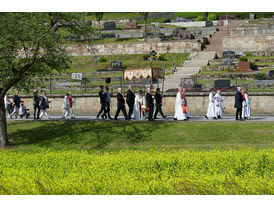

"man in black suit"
[154,88,167,119]
[234,87,244,121]
[11,90,20,118]
[33,89,40,120]
[114,88,128,120]
[145,87,154,121]
[126,85,135,120]
[96,85,107,120]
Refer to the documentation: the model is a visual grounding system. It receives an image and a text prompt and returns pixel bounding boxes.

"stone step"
[163,51,216,91]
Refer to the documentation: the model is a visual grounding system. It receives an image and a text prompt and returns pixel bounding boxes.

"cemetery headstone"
[104,22,116,30]
[72,73,82,80]
[151,50,157,56]
[249,13,255,20]
[111,61,123,69]
[268,70,274,79]
[206,21,213,27]
[214,79,231,89]
[223,59,233,65]
[181,78,195,88]
[223,50,235,58]
[102,33,116,38]
[239,61,250,71]
[128,22,137,29]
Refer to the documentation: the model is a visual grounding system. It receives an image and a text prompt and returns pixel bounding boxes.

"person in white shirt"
[19,101,26,119]
[174,87,187,121]
[205,88,216,119]
[39,92,51,120]
[242,88,251,120]
[214,90,223,119]
[61,93,70,120]
[134,90,146,120]
[4,92,12,119]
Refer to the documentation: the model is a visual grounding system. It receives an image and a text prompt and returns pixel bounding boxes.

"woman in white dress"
[242,88,251,119]
[214,90,223,119]
[134,90,146,120]
[205,88,216,119]
[174,87,187,121]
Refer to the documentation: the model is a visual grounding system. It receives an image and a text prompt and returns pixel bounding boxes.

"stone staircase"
[157,20,248,91]
[204,20,247,56]
[160,51,216,91]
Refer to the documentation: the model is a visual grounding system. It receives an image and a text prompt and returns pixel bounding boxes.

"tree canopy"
[0,12,96,147]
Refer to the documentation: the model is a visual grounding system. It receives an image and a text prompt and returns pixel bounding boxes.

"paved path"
[6,115,274,122]
[161,51,216,91]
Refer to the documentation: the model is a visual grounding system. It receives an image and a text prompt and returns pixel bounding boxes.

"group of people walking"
[205,87,251,120]
[96,85,167,121]
[4,90,52,120]
[4,86,251,121]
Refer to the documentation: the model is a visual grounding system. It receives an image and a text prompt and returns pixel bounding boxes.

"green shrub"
[207,14,217,21]
[158,55,167,61]
[196,16,205,21]
[143,54,150,60]
[253,73,267,80]
[239,56,248,61]
[174,12,204,19]
[250,61,258,70]
[228,74,234,79]
[98,57,107,62]
[245,52,253,57]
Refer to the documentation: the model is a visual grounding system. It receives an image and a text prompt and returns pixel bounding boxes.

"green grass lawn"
[247,56,274,60]
[198,70,229,75]
[197,79,254,85]
[67,53,189,73]
[0,121,273,194]
[255,62,274,66]
[6,121,274,151]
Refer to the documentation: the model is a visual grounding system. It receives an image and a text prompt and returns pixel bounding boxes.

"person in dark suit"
[126,85,135,120]
[114,88,128,120]
[234,87,244,120]
[33,89,40,120]
[154,88,167,119]
[11,91,20,118]
[96,85,107,120]
[145,87,154,121]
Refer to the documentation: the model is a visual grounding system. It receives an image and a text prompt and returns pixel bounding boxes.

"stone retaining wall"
[18,92,274,116]
[223,35,274,53]
[66,41,201,56]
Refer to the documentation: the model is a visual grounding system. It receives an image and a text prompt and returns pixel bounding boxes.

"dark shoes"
[205,115,208,119]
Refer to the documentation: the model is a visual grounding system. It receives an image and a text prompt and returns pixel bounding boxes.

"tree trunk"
[0,95,8,148]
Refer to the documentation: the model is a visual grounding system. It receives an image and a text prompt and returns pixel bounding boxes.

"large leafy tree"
[94,12,104,30]
[139,12,150,41]
[0,12,95,147]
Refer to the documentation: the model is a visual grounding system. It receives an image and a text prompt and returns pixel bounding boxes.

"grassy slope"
[68,53,188,73]
[7,121,274,151]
